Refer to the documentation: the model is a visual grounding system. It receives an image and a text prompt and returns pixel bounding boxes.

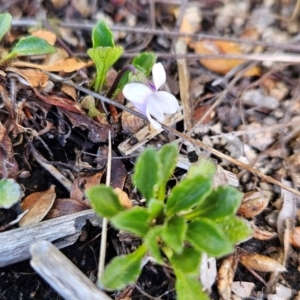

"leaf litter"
[1,0,300,299]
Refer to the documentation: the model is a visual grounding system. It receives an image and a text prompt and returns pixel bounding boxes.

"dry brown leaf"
[11,58,87,73]
[0,134,19,179]
[19,185,56,227]
[34,88,84,114]
[6,67,49,88]
[191,40,261,76]
[252,224,278,240]
[290,227,300,248]
[114,187,133,209]
[61,84,77,101]
[70,172,103,202]
[238,190,270,218]
[31,30,57,45]
[45,198,88,219]
[217,254,239,300]
[239,252,286,273]
[0,122,6,143]
[122,103,147,134]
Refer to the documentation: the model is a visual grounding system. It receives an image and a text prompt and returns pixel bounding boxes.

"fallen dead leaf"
[6,67,49,88]
[31,30,57,45]
[251,224,278,240]
[70,172,103,203]
[34,88,83,114]
[11,58,88,73]
[61,83,77,101]
[0,134,19,179]
[239,251,286,273]
[114,187,133,209]
[190,40,261,76]
[45,198,88,219]
[217,254,239,300]
[290,227,300,248]
[64,110,114,143]
[19,185,56,227]
[238,190,270,218]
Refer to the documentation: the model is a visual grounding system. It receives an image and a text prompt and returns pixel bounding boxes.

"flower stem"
[106,64,138,99]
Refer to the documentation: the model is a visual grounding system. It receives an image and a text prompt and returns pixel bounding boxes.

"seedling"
[86,143,251,300]
[0,13,56,64]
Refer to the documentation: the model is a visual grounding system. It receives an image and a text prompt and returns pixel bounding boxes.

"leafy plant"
[87,19,123,93]
[0,13,56,64]
[86,144,252,299]
[0,178,23,209]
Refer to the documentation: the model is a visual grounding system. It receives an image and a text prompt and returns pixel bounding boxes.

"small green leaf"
[186,218,233,257]
[132,52,157,76]
[92,19,115,48]
[174,269,209,300]
[186,156,217,180]
[11,36,56,57]
[100,244,147,290]
[85,185,125,218]
[144,226,164,263]
[0,13,12,42]
[166,175,212,216]
[187,186,242,220]
[0,178,22,209]
[216,216,252,244]
[111,206,150,237]
[147,198,165,220]
[158,143,178,184]
[80,95,102,117]
[133,147,160,203]
[161,216,187,253]
[169,247,201,276]
[87,46,123,92]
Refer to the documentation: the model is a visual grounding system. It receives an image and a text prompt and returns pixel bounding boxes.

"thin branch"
[50,75,300,197]
[11,18,300,52]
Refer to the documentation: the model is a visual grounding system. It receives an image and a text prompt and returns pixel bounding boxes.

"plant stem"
[106,64,138,99]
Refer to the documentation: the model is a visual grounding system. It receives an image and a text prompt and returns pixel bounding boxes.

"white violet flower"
[122,62,179,129]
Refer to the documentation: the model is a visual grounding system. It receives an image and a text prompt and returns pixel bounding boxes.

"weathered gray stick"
[30,240,112,300]
[0,209,100,267]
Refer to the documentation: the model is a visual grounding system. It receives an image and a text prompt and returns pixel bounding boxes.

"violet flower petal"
[155,91,179,114]
[152,63,166,91]
[122,83,153,104]
[146,95,165,122]
[146,105,162,129]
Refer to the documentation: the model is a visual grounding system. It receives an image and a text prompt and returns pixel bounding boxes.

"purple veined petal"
[146,105,162,129]
[154,91,179,114]
[131,101,147,116]
[123,83,153,104]
[152,63,166,90]
[146,95,165,122]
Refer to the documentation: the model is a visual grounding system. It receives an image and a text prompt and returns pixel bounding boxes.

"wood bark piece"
[118,109,183,156]
[30,240,112,300]
[0,209,100,267]
[175,39,192,131]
